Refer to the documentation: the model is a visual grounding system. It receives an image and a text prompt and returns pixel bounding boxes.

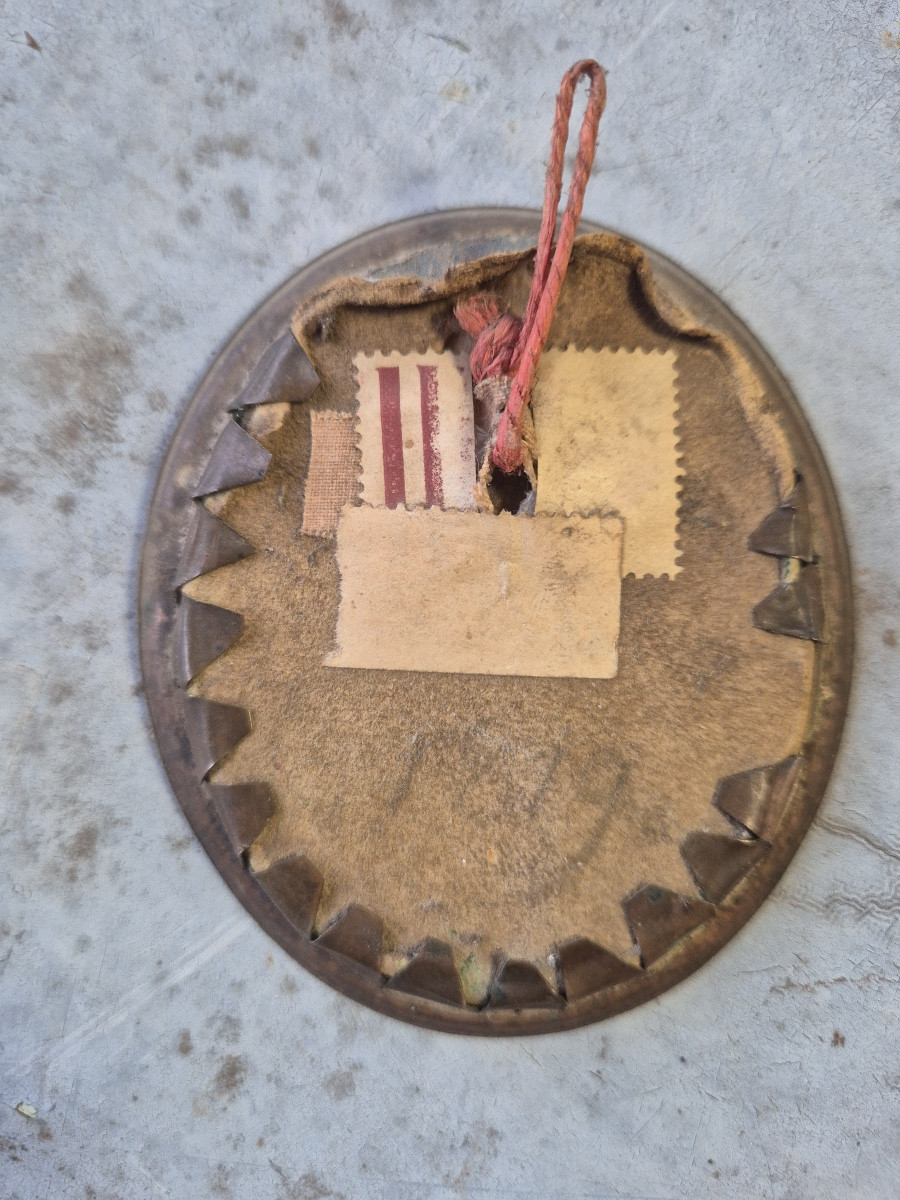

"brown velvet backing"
[184,235,813,1001]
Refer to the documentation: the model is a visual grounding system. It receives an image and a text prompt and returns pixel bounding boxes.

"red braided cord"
[455,294,521,382]
[454,62,606,476]
[494,59,606,473]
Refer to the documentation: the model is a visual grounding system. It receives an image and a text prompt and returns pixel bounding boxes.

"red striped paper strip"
[376,366,405,508]
[355,352,475,511]
[418,364,444,508]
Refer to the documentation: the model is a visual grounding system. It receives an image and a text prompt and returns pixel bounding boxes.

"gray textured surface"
[1,2,898,1196]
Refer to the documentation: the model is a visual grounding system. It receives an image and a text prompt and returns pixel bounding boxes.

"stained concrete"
[1,2,898,1197]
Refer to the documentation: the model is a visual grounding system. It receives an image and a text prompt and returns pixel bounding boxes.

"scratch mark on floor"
[9,916,253,1076]
[817,815,900,864]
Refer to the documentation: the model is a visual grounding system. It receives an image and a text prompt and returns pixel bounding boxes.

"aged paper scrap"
[328,506,623,679]
[301,411,358,537]
[532,348,680,577]
[354,351,476,511]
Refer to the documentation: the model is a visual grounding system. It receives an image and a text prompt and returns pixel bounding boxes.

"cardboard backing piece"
[353,350,475,511]
[329,506,623,679]
[184,233,815,1001]
[531,347,681,578]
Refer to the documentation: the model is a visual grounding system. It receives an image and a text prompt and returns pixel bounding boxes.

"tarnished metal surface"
[138,212,853,1035]
[175,505,254,587]
[183,696,251,780]
[713,756,804,842]
[316,906,385,975]
[206,782,276,853]
[489,961,563,1010]
[749,481,814,561]
[176,597,244,686]
[253,855,324,937]
[622,886,716,968]
[190,419,272,498]
[680,831,768,905]
[230,331,320,410]
[386,939,466,1007]
[557,939,641,1000]
[753,566,824,640]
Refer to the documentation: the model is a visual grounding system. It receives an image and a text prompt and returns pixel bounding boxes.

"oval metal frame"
[138,210,853,1035]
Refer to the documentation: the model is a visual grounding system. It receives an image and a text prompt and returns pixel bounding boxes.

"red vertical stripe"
[377,366,405,508]
[418,365,444,508]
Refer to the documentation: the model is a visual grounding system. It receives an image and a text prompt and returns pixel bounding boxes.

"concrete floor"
[1,2,898,1196]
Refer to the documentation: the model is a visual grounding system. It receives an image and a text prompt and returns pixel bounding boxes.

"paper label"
[328,505,623,679]
[354,351,476,511]
[532,348,681,577]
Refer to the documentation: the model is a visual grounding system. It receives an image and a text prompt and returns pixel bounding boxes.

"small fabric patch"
[300,411,358,537]
[532,348,681,577]
[328,505,623,679]
[354,351,476,511]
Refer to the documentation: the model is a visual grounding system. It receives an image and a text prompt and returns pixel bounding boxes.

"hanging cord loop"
[455,60,607,480]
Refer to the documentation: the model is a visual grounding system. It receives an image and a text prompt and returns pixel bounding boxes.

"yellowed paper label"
[532,348,681,577]
[328,506,623,679]
[354,351,476,511]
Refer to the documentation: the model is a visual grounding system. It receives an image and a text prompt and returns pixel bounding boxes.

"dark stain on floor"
[211,1054,248,1098]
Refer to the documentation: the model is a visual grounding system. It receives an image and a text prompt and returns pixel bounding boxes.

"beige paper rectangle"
[532,347,681,577]
[354,350,476,510]
[328,506,623,679]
